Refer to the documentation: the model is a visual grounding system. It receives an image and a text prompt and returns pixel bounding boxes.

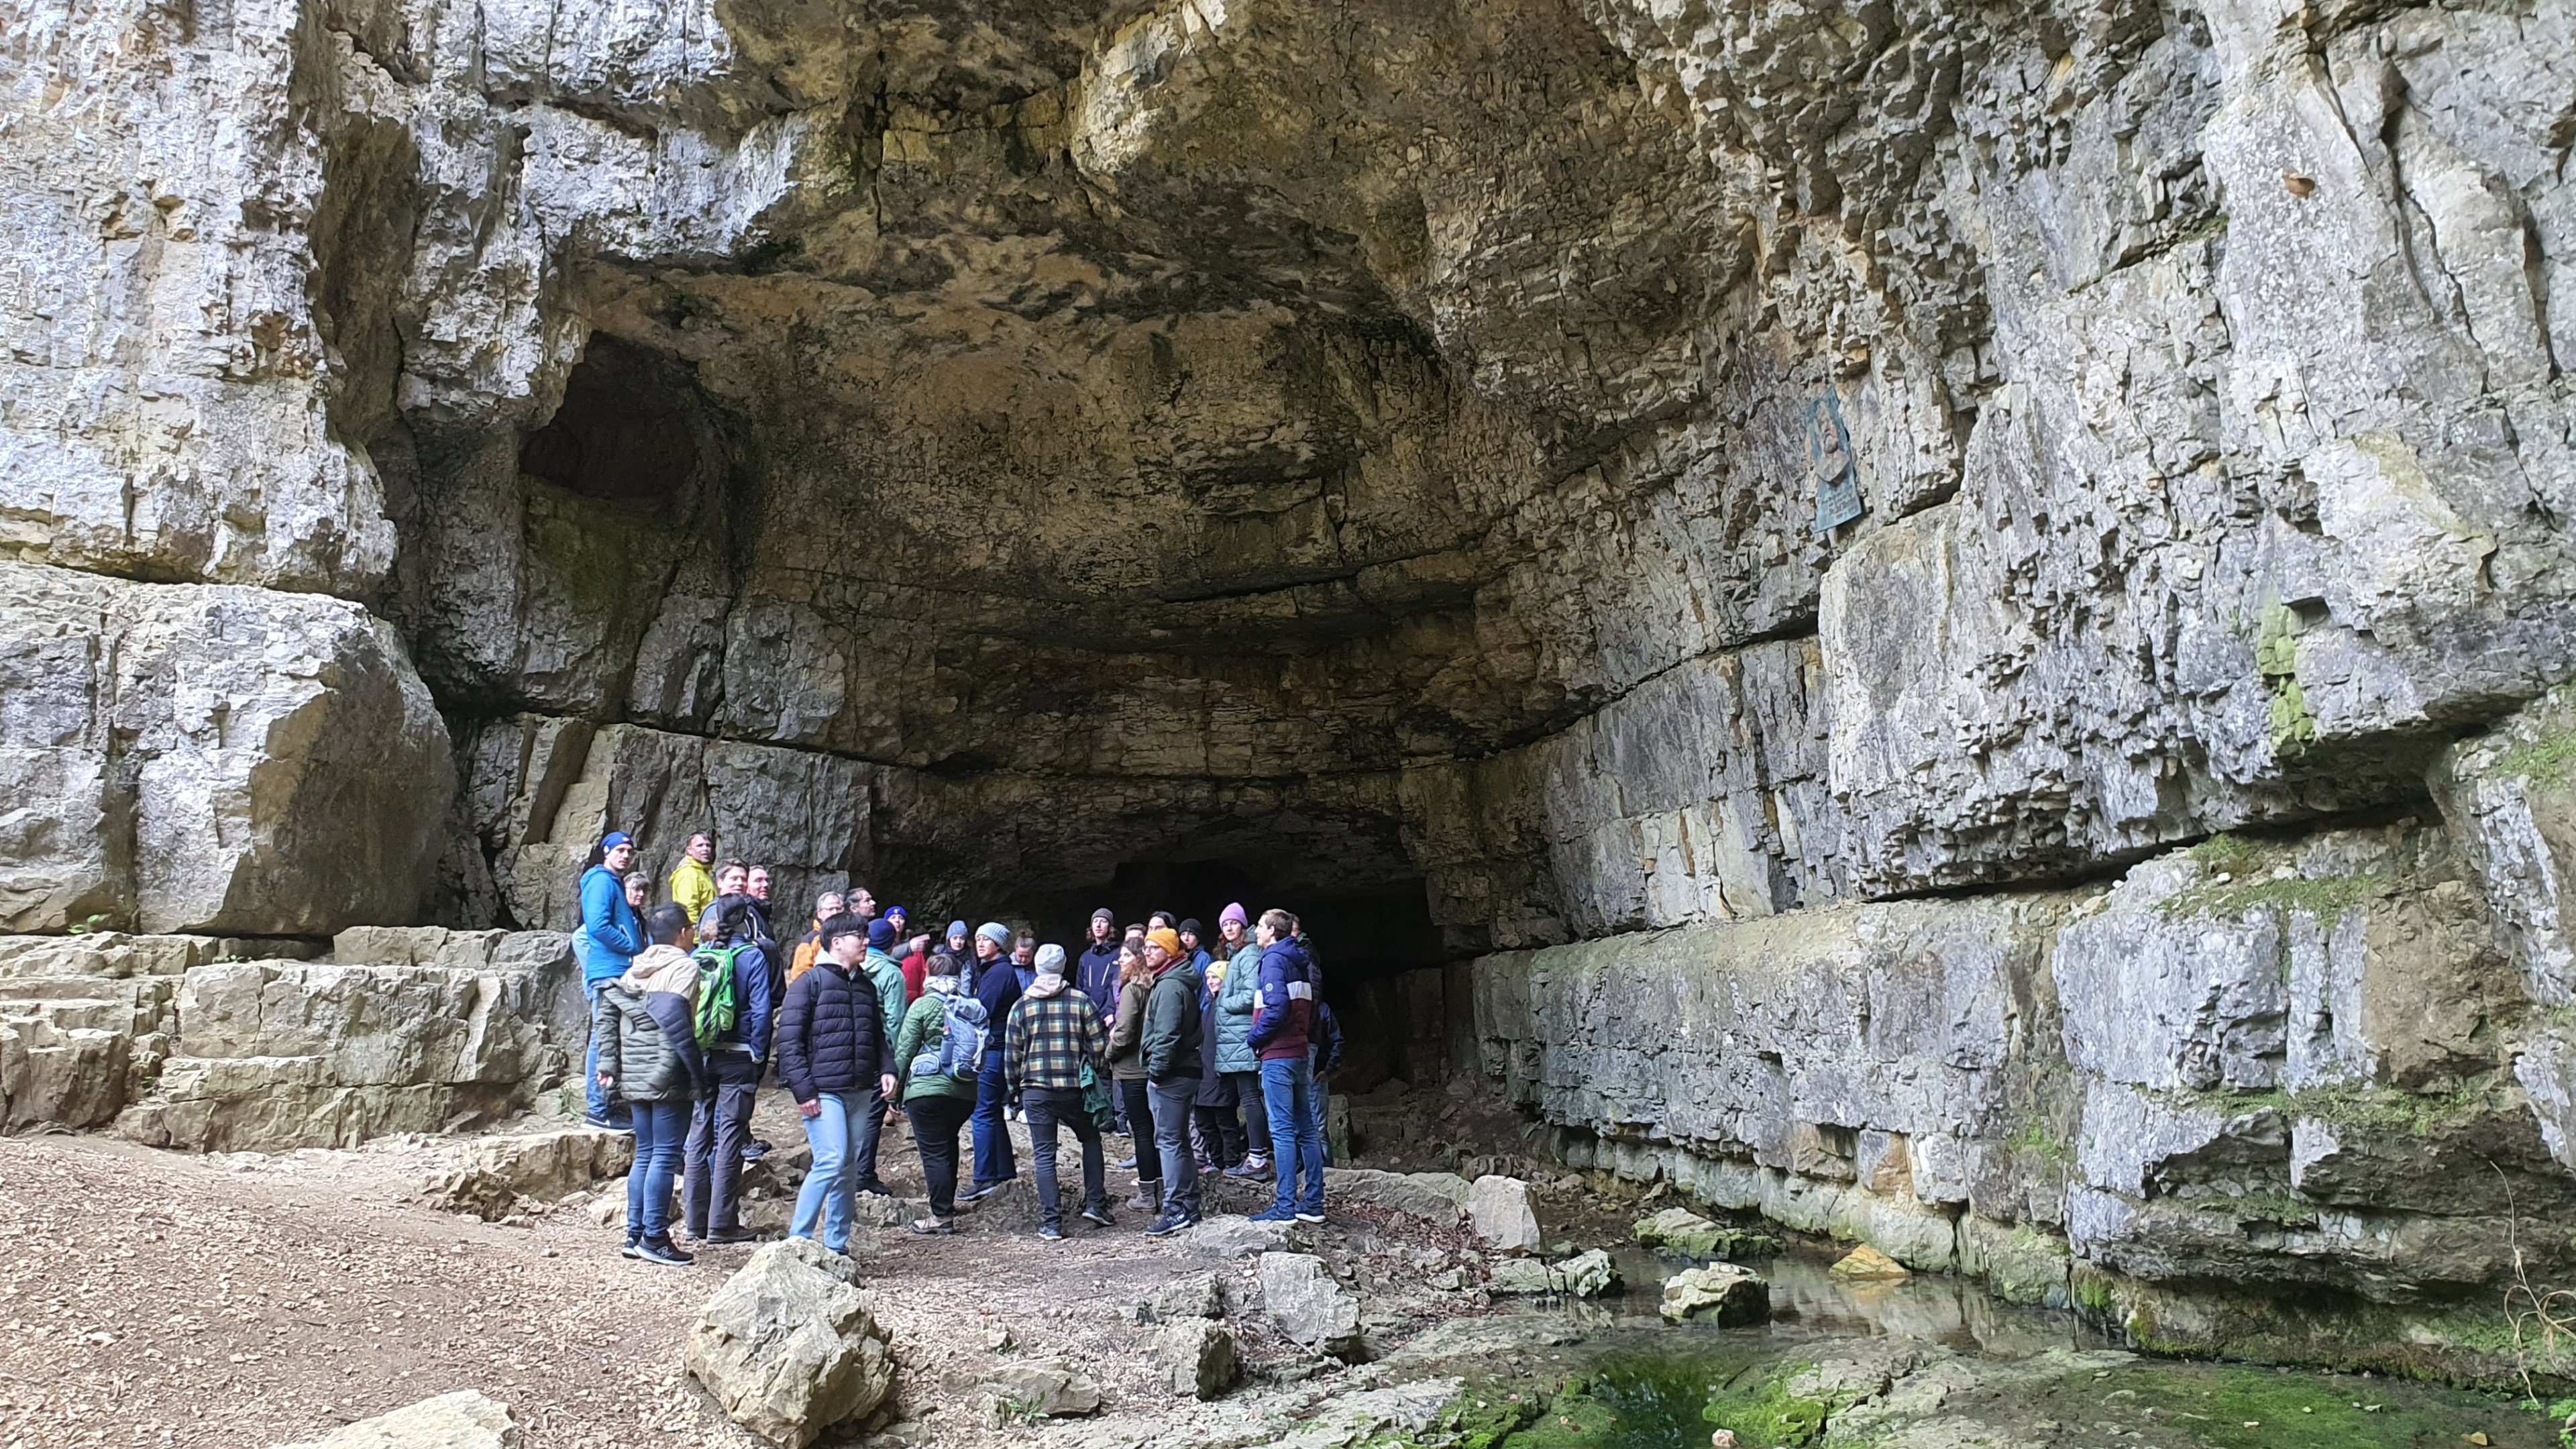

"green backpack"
[691,945,746,1046]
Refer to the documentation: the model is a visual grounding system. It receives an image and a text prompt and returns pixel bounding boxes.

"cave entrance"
[1016,860,1456,1095]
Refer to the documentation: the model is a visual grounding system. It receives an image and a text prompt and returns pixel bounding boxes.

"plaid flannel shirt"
[1005,989,1108,1093]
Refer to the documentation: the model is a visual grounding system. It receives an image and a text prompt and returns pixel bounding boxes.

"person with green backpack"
[681,894,775,1246]
[890,954,986,1234]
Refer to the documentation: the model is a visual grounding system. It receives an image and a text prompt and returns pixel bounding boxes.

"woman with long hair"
[1103,939,1161,1214]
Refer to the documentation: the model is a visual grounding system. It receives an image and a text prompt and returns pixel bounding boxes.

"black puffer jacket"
[777,958,894,1103]
[593,985,706,1104]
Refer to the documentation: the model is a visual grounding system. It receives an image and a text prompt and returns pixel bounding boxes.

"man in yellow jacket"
[669,833,717,925]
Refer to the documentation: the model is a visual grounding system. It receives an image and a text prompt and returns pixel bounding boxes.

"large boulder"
[1324,1167,1472,1224]
[272,1390,517,1447]
[1154,1319,1240,1400]
[684,1239,895,1448]
[1489,1248,1620,1297]
[426,1128,636,1220]
[0,560,451,936]
[1660,1264,1770,1326]
[1468,1175,1542,1254]
[1257,1251,1364,1360]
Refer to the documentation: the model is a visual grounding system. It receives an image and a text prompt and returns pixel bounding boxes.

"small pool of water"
[1458,1244,2565,1449]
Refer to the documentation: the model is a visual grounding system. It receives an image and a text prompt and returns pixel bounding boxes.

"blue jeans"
[971,1055,1018,1187]
[626,1100,687,1243]
[1262,1057,1325,1216]
[792,1091,865,1253]
[581,979,628,1126]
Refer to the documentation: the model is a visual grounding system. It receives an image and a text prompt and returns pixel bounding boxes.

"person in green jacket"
[845,917,912,1198]
[1213,902,1271,1177]
[893,955,984,1234]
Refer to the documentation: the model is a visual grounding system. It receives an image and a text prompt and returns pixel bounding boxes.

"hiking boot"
[702,1226,760,1246]
[907,1216,955,1236]
[1036,1222,1063,1241]
[1126,1183,1162,1213]
[635,1237,694,1266]
[1143,1208,1192,1238]
[1079,1205,1115,1229]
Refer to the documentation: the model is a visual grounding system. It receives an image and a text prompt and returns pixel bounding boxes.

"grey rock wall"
[0,928,581,1149]
[0,561,452,936]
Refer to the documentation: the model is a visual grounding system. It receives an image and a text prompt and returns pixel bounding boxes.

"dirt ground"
[0,1095,1507,1449]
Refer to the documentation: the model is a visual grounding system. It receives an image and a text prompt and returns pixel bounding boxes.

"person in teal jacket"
[1212,902,1270,1176]
[578,831,644,1129]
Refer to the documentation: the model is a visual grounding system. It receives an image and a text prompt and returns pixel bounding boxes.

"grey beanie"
[1034,943,1067,973]
[977,920,1012,947]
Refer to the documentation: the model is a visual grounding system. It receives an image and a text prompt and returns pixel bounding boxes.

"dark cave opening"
[1009,857,1457,1096]
[517,335,706,502]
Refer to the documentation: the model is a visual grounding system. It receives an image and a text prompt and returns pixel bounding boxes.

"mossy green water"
[1428,1353,1829,1449]
[1975,1359,2556,1448]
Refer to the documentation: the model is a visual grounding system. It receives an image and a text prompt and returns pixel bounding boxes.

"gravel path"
[0,1106,1479,1449]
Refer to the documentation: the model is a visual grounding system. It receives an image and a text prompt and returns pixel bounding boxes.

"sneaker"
[635,1237,694,1266]
[584,1112,633,1133]
[1079,1206,1115,1229]
[1036,1222,1063,1241]
[851,1179,895,1198]
[1295,1209,1326,1225]
[1114,1155,1138,1170]
[703,1226,759,1245]
[1246,1205,1298,1224]
[1143,1209,1191,1238]
[620,1238,644,1258]
[741,1139,770,1162]
[908,1217,956,1236]
[1227,1155,1271,1179]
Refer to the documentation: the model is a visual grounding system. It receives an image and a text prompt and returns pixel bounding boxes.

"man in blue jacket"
[1245,908,1324,1224]
[961,922,1022,1201]
[682,894,775,1244]
[578,831,643,1130]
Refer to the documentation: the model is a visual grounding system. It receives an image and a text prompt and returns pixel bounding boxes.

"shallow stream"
[1405,1244,2571,1449]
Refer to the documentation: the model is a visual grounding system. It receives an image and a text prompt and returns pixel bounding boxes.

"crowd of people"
[572,830,1345,1267]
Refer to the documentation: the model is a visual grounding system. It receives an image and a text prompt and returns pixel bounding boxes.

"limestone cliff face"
[3,0,2574,1357]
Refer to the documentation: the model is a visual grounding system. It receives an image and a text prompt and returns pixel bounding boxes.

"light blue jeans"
[792,1091,863,1253]
[625,1101,687,1243]
[1261,1057,1326,1216]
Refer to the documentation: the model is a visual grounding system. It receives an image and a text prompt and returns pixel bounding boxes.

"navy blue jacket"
[1246,938,1316,1061]
[776,958,893,1103]
[975,957,1022,1065]
[1076,941,1122,1022]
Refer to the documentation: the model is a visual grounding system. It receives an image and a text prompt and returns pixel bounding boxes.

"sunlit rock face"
[5,0,2575,1350]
